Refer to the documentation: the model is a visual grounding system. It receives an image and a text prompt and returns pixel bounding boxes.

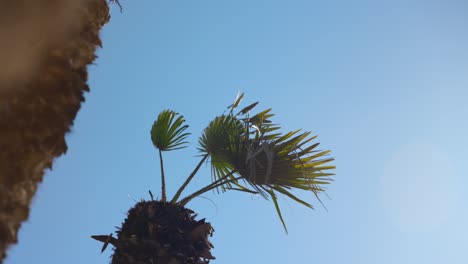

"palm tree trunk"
[0,0,110,261]
[93,200,215,264]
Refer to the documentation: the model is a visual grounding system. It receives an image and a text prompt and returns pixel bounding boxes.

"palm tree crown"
[93,93,335,263]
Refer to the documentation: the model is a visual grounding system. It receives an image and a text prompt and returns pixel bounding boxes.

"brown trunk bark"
[0,0,110,261]
[93,201,215,264]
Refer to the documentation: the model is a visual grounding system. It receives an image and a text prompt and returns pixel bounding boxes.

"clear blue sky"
[7,0,468,263]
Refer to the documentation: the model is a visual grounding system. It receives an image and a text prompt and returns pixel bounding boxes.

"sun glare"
[380,143,459,233]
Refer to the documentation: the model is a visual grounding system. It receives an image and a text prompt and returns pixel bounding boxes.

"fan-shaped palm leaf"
[192,94,335,232]
[151,109,190,151]
[151,109,190,201]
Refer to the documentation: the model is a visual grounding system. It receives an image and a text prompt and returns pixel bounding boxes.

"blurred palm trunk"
[0,0,110,261]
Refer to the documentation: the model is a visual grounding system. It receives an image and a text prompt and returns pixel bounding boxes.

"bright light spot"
[381,143,459,233]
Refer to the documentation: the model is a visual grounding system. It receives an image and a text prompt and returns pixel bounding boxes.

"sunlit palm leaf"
[151,109,190,151]
[197,93,335,231]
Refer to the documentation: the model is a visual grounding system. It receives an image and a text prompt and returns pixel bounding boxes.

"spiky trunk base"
[93,201,215,264]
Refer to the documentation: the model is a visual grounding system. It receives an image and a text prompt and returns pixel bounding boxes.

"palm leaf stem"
[171,154,209,203]
[159,149,167,202]
[178,174,244,206]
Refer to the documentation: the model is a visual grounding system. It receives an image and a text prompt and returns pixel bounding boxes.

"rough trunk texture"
[0,0,110,261]
[93,201,215,264]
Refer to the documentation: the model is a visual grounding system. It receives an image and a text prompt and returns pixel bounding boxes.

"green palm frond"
[151,109,190,151]
[150,109,190,201]
[196,93,335,231]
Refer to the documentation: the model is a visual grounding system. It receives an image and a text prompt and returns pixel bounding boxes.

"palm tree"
[92,93,335,264]
[0,0,110,261]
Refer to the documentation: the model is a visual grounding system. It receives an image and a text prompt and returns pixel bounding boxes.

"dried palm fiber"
[93,201,215,264]
[0,0,110,261]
